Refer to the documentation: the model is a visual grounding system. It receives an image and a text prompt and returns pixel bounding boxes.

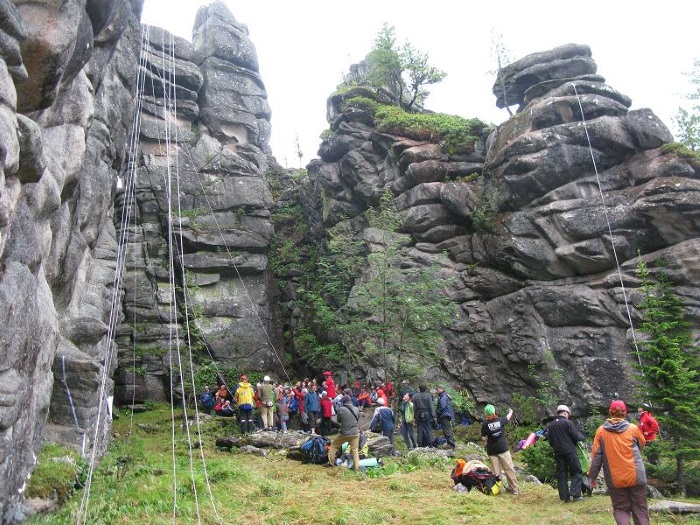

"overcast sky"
[141,1,697,168]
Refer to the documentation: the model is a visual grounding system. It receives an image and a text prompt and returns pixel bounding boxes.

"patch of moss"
[660,142,700,166]
[26,444,87,504]
[338,96,485,155]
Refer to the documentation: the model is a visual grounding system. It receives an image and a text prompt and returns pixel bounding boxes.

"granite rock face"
[0,0,281,519]
[301,44,699,414]
[0,0,145,519]
[112,2,280,407]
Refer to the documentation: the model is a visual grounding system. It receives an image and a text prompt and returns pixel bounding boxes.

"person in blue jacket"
[304,383,321,434]
[436,386,456,448]
[369,397,396,454]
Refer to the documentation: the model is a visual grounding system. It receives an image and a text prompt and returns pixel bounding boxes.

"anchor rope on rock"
[570,82,643,370]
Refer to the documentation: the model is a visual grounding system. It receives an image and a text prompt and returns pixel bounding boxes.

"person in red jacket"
[636,405,658,442]
[637,404,660,465]
[319,391,334,435]
[323,371,336,399]
[588,400,649,525]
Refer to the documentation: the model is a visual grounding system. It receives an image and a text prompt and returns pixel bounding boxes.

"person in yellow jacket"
[234,374,255,434]
[587,399,649,525]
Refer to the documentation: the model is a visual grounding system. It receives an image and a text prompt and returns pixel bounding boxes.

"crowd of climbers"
[199,373,658,524]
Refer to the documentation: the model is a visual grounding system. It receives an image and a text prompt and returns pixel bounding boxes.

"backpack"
[299,435,331,465]
[288,397,299,414]
[452,460,503,495]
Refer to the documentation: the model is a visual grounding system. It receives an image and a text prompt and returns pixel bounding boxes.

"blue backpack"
[299,435,330,464]
[288,397,299,414]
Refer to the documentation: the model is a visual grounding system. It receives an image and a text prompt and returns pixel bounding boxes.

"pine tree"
[635,259,700,496]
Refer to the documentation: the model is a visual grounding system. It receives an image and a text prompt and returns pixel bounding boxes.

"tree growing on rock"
[635,259,700,497]
[340,190,456,384]
[363,24,446,112]
[673,58,700,151]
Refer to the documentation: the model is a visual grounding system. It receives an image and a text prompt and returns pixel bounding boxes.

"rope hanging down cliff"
[570,82,643,369]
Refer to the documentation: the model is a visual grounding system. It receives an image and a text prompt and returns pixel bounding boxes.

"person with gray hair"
[544,404,586,503]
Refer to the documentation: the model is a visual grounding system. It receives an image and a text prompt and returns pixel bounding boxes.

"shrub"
[521,439,557,487]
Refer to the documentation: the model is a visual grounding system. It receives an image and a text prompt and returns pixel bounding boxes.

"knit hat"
[484,404,495,416]
[323,371,332,376]
[609,399,627,414]
[556,404,571,415]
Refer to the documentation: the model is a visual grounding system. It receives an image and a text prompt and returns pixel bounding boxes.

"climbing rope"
[570,82,643,368]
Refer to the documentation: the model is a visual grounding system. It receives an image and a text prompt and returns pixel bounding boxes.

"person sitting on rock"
[198,386,214,414]
[357,387,371,408]
[219,399,235,417]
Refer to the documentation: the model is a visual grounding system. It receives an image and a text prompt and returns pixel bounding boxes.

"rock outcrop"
[0,0,282,519]
[298,43,699,413]
[112,2,280,406]
[0,0,145,520]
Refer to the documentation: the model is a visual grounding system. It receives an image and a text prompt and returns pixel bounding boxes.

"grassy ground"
[28,405,699,525]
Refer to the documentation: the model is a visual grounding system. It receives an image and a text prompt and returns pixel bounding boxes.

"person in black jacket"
[544,404,586,503]
[412,384,436,447]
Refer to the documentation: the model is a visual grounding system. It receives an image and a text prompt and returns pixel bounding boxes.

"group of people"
[480,400,658,525]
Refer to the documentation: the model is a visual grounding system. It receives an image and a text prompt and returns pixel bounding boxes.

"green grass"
[28,404,700,525]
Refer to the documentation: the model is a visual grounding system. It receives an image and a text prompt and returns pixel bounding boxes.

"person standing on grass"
[304,383,321,434]
[412,384,436,447]
[544,404,586,503]
[319,391,334,435]
[588,400,649,525]
[326,395,361,471]
[436,386,456,448]
[480,404,519,496]
[258,375,276,431]
[400,392,417,450]
[234,374,255,434]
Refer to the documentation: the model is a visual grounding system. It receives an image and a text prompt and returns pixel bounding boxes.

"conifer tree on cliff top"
[635,259,700,497]
[364,24,446,112]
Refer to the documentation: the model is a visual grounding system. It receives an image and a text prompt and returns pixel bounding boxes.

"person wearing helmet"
[588,400,649,525]
[544,404,586,503]
[258,375,276,431]
[480,404,519,496]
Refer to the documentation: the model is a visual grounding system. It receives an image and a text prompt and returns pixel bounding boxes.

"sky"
[141,1,697,168]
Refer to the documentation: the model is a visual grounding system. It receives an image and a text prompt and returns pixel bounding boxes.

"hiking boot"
[572,497,584,502]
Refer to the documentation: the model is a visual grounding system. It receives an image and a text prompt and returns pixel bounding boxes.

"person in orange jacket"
[587,400,649,525]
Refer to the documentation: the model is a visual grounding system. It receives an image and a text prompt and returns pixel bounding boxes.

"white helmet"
[556,404,571,415]
[263,375,271,382]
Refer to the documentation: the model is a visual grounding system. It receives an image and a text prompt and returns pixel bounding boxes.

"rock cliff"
[299,43,699,413]
[0,1,697,520]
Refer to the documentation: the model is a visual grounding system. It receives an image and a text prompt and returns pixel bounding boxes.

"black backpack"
[299,435,331,464]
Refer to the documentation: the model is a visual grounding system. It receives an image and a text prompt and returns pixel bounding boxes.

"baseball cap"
[609,400,627,413]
